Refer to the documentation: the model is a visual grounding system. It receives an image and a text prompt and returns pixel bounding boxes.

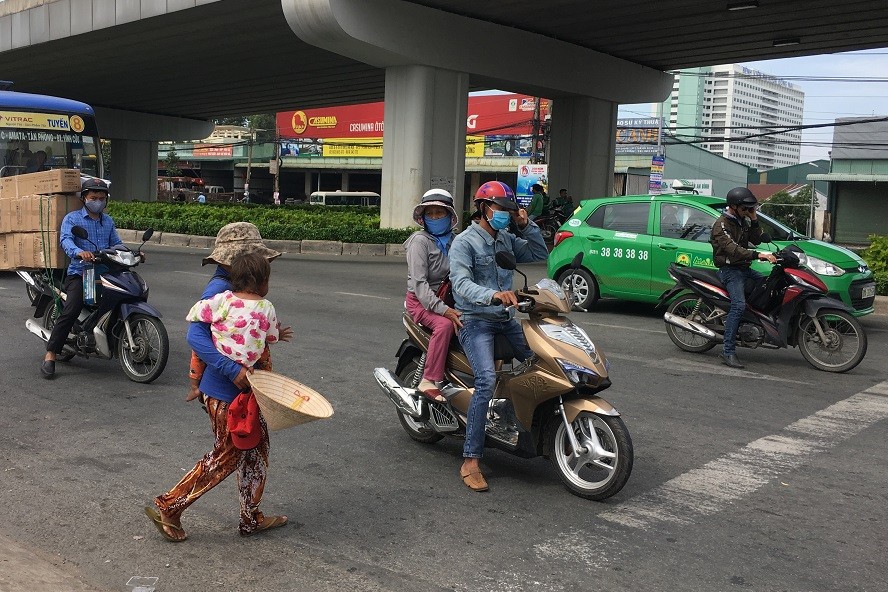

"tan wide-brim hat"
[202,221,282,266]
[247,370,334,431]
[412,188,458,230]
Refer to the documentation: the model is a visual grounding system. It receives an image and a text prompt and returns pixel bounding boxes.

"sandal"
[144,506,187,542]
[240,513,288,537]
[418,379,446,403]
[460,467,489,492]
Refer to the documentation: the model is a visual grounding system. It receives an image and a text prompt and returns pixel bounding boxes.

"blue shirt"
[449,221,548,322]
[185,266,242,403]
[60,207,122,276]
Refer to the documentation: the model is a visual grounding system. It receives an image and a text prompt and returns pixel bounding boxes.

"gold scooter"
[375,253,633,500]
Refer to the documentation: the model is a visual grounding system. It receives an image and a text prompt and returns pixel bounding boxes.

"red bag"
[436,278,455,308]
[227,389,262,450]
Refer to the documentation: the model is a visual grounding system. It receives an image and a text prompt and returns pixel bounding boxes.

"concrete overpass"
[2,0,887,226]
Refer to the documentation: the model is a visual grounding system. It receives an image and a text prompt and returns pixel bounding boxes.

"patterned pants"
[154,396,270,534]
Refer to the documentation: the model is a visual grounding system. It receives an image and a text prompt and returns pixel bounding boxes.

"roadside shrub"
[107,202,413,244]
[860,234,888,296]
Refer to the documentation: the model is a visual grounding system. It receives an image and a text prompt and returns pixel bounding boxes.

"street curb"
[875,295,888,316]
[120,229,403,258]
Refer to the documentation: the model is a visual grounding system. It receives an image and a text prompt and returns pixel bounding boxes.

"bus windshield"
[0,90,102,179]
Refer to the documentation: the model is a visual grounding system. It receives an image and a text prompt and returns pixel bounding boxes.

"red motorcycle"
[659,245,867,372]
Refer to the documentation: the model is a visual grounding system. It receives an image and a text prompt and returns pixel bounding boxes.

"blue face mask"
[488,209,511,231]
[424,215,451,236]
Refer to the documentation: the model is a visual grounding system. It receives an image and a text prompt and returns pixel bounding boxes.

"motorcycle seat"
[407,312,516,361]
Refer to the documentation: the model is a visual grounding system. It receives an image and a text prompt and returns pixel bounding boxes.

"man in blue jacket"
[449,181,548,492]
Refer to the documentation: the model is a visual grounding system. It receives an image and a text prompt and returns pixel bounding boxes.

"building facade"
[663,64,804,171]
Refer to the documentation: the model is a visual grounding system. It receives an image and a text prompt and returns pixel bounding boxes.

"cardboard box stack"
[0,169,81,270]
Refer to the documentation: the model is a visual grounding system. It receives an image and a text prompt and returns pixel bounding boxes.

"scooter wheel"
[396,358,443,444]
[117,314,169,383]
[547,411,633,501]
[665,294,719,353]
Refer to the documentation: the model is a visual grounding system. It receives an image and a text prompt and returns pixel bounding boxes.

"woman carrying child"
[146,249,292,541]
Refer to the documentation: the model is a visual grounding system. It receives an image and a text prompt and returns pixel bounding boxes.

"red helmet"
[473,181,518,211]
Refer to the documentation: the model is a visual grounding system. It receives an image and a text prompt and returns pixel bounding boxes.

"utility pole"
[273,136,281,205]
[244,125,254,201]
[531,97,541,164]
[807,183,816,237]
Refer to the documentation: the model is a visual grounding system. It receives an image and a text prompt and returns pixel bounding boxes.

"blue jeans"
[717,266,763,356]
[458,319,533,459]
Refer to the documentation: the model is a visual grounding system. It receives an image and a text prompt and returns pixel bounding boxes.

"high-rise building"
[662,64,805,171]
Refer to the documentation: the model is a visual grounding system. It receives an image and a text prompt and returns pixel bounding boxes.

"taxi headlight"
[797,253,844,277]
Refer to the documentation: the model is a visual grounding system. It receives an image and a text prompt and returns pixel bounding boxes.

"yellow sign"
[466,135,484,158]
[69,115,85,133]
[0,111,77,131]
[322,138,383,158]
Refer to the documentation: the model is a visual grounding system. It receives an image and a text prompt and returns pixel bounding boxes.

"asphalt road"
[1,246,887,592]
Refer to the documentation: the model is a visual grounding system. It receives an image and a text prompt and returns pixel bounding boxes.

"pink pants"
[405,291,454,382]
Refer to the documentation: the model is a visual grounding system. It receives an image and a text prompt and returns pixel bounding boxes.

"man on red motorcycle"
[710,187,777,369]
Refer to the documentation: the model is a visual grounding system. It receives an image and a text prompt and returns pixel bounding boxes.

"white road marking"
[173,271,208,277]
[334,291,390,300]
[578,320,667,334]
[607,352,813,385]
[599,380,888,529]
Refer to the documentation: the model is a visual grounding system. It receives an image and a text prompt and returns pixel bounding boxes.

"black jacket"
[710,212,763,268]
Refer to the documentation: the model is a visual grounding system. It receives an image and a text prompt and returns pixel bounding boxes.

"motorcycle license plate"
[861,284,876,299]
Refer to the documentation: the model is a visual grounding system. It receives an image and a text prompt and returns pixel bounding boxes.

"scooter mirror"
[570,252,583,269]
[142,228,154,242]
[760,232,773,243]
[72,225,88,239]
[495,251,517,270]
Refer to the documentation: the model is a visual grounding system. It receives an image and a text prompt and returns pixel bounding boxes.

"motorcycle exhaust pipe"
[373,367,422,419]
[663,312,721,341]
[25,318,51,342]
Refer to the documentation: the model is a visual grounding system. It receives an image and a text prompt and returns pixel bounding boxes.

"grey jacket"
[404,230,453,315]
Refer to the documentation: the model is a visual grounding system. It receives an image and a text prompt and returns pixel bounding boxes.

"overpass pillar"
[548,97,618,200]
[380,65,469,229]
[111,139,158,203]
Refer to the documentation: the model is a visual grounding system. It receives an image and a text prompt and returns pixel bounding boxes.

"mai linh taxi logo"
[676,253,692,266]
[291,111,308,134]
[69,115,85,133]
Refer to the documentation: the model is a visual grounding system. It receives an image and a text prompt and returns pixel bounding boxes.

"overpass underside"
[2,0,886,226]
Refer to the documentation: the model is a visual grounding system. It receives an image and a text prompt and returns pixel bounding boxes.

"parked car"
[547,193,877,316]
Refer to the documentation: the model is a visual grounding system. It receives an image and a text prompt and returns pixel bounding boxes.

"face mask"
[424,215,451,236]
[84,199,106,214]
[488,209,511,231]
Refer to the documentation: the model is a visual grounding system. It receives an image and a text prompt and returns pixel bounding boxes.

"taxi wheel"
[558,268,598,310]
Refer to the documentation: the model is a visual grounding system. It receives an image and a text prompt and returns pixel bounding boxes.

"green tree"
[100,139,111,177]
[164,149,182,177]
[760,185,817,235]
[213,116,248,126]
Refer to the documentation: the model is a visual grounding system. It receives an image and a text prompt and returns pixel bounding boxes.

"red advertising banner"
[276,94,550,139]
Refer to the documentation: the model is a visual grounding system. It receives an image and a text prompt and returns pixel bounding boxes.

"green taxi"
[547,193,876,316]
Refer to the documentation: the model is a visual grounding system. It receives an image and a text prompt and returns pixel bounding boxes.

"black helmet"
[726,186,757,208]
[81,177,110,197]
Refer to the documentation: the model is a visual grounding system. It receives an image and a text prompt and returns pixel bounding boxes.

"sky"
[617,49,888,163]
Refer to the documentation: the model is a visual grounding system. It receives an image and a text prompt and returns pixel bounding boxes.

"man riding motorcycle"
[448,181,549,491]
[710,186,777,369]
[41,177,124,379]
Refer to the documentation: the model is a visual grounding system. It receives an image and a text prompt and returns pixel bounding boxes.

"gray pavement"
[1,244,887,592]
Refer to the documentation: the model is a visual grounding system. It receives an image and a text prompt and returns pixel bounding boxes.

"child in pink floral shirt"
[185,253,290,397]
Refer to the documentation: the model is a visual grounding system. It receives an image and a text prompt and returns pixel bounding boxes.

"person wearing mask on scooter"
[41,178,123,379]
[710,186,777,369]
[404,188,462,403]
[449,181,548,492]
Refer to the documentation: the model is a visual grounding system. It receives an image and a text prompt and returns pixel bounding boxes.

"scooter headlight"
[556,358,599,385]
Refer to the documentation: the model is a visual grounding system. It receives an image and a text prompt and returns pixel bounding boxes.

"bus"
[0,84,103,180]
[308,191,381,206]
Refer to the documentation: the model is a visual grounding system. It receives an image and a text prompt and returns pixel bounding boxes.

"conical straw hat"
[247,370,333,431]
